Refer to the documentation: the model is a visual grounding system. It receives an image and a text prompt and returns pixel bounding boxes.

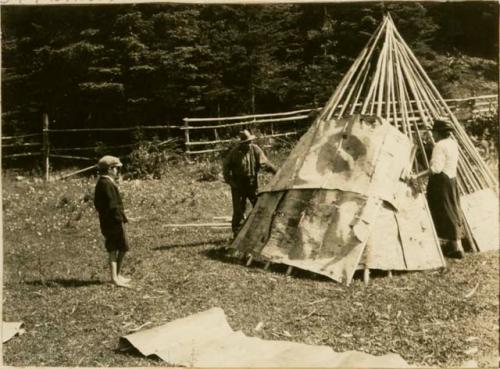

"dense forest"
[1,2,498,137]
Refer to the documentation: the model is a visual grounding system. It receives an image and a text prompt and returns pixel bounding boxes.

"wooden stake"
[286,266,293,276]
[264,261,271,270]
[246,255,253,267]
[183,117,190,154]
[42,113,50,181]
[363,267,370,285]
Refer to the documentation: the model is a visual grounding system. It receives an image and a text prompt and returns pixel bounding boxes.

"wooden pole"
[360,21,390,116]
[332,16,388,119]
[251,85,256,116]
[337,18,387,118]
[184,107,314,123]
[246,254,253,267]
[347,59,372,116]
[375,27,389,117]
[42,113,50,181]
[363,267,370,285]
[392,32,479,249]
[214,103,221,155]
[49,154,94,161]
[394,25,497,188]
[396,39,483,193]
[183,118,190,154]
[3,152,42,159]
[58,164,97,180]
[386,26,396,126]
[180,114,309,131]
[363,267,370,286]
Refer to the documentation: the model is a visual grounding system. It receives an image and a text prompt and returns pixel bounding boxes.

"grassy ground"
[2,156,499,367]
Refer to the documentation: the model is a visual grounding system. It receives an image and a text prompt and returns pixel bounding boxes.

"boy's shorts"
[102,224,129,252]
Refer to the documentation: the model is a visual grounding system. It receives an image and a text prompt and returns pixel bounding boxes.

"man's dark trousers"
[230,179,258,236]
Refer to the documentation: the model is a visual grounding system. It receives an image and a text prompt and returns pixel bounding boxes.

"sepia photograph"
[1,0,498,367]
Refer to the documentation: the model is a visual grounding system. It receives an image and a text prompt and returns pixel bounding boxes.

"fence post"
[215,103,221,141]
[183,118,190,154]
[42,113,50,181]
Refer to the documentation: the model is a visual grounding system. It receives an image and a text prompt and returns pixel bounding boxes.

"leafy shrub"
[462,111,498,174]
[195,160,221,182]
[125,140,180,179]
[463,111,498,152]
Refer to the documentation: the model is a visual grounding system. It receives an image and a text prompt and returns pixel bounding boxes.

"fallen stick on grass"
[213,216,232,221]
[163,222,231,228]
[464,282,480,299]
[129,321,152,333]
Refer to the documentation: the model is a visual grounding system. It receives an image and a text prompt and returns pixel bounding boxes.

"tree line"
[1,1,498,140]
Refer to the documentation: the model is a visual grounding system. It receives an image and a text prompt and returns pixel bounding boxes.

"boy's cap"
[97,155,123,171]
[239,129,256,142]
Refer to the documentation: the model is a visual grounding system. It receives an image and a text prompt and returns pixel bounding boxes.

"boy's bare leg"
[109,251,129,287]
[116,250,131,283]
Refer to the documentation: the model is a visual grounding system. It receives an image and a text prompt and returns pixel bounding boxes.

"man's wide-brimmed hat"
[97,155,123,171]
[239,129,256,142]
[431,118,453,132]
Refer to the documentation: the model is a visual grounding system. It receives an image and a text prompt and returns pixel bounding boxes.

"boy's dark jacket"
[94,176,128,229]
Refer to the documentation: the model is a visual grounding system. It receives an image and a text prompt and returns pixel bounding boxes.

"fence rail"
[47,125,180,133]
[2,94,497,177]
[183,94,498,154]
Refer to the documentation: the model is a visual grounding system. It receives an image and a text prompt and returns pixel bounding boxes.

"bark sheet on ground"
[2,322,25,343]
[120,307,409,368]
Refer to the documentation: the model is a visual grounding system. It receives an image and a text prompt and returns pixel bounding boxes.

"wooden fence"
[2,94,497,179]
[182,94,498,154]
[2,113,181,179]
[182,108,315,155]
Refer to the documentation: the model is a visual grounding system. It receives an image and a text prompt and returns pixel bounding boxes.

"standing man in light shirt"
[409,118,464,258]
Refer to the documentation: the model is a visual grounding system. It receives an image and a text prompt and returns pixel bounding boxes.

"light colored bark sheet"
[120,308,409,368]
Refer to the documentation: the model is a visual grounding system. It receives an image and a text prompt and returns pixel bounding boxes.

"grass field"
[2,157,499,367]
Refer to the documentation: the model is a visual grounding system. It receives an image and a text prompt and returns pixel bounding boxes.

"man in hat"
[223,130,278,237]
[94,155,132,287]
[408,118,465,258]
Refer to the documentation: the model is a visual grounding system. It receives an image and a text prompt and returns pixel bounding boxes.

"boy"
[94,155,131,287]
